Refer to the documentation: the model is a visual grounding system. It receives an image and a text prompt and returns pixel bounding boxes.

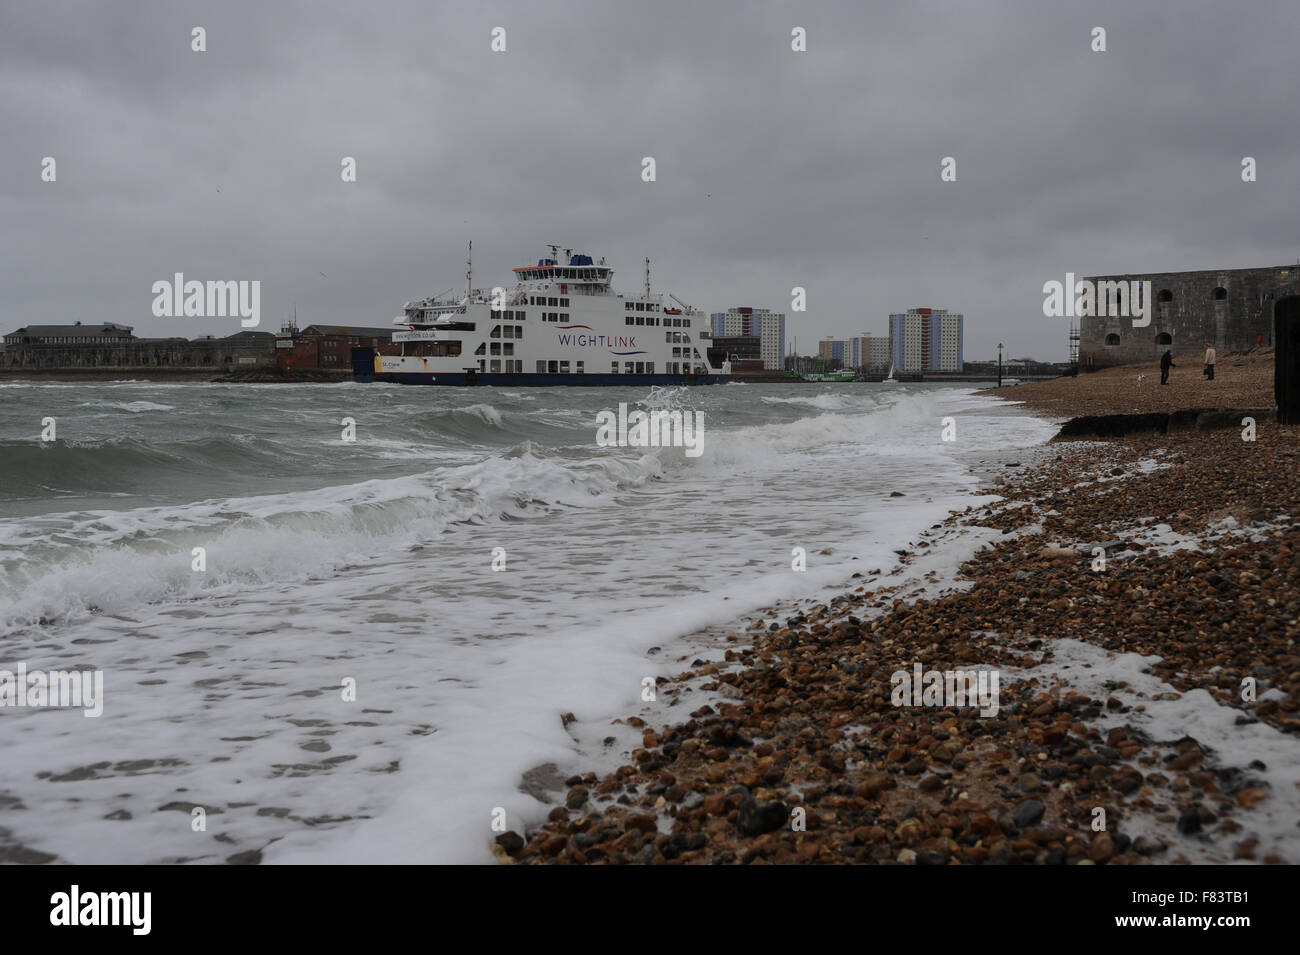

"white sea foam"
[0,382,1059,864]
[78,400,176,412]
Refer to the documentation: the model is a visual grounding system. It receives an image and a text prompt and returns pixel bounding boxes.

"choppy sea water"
[0,379,1056,863]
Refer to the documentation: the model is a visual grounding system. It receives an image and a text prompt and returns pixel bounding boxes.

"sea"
[0,378,1057,863]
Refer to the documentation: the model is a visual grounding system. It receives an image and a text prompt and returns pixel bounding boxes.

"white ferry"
[358,246,731,386]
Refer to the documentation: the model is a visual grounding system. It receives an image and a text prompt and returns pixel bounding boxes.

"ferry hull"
[358,371,731,387]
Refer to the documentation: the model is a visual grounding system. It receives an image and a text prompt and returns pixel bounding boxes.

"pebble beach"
[505,352,1300,865]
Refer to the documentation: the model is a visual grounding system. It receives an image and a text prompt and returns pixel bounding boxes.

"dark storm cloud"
[2,0,1297,358]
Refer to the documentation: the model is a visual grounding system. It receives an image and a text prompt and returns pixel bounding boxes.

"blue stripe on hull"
[359,372,731,386]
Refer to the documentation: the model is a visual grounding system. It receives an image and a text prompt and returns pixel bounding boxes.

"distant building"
[277,324,394,370]
[3,322,136,346]
[818,338,849,368]
[860,334,891,370]
[0,325,274,369]
[711,307,785,370]
[888,308,963,372]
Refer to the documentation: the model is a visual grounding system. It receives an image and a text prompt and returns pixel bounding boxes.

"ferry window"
[503,343,514,355]
[491,326,500,338]
[666,332,672,343]
[490,310,500,320]
[450,343,461,356]
[635,362,644,374]
[635,303,643,311]
[560,314,568,322]
[636,317,644,326]
[474,343,486,355]
[612,362,619,373]
[537,360,546,373]
[549,297,558,307]
[504,310,513,320]
[559,361,570,373]
[490,360,500,372]
[576,361,584,373]
[625,303,632,310]
[646,363,654,374]
[626,317,633,326]
[517,311,525,320]
[548,360,559,374]
[625,362,634,374]
[516,328,523,340]
[560,299,569,307]
[490,343,501,355]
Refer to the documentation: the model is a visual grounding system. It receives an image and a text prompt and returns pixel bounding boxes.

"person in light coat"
[1204,342,1216,380]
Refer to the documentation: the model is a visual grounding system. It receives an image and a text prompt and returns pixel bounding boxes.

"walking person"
[1160,349,1175,385]
[1204,342,1216,380]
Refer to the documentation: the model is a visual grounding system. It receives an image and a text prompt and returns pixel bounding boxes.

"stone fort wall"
[1079,265,1300,368]
[0,339,275,369]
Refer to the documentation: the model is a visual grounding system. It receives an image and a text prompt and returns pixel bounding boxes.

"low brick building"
[276,325,394,370]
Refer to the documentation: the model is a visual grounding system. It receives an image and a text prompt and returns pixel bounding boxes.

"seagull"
[319,271,326,277]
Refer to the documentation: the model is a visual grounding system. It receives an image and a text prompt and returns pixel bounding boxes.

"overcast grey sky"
[3,0,1297,360]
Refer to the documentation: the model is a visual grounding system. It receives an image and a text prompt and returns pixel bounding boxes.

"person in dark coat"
[1160,349,1175,385]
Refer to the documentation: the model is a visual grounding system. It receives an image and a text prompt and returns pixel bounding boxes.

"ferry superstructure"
[359,246,731,386]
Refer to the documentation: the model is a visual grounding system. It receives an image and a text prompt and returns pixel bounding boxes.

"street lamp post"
[997,342,1003,387]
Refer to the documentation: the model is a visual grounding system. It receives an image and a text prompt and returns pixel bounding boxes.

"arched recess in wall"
[1212,287,1227,300]
[1105,334,1121,345]
[1157,289,1173,303]
[1155,332,1173,345]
